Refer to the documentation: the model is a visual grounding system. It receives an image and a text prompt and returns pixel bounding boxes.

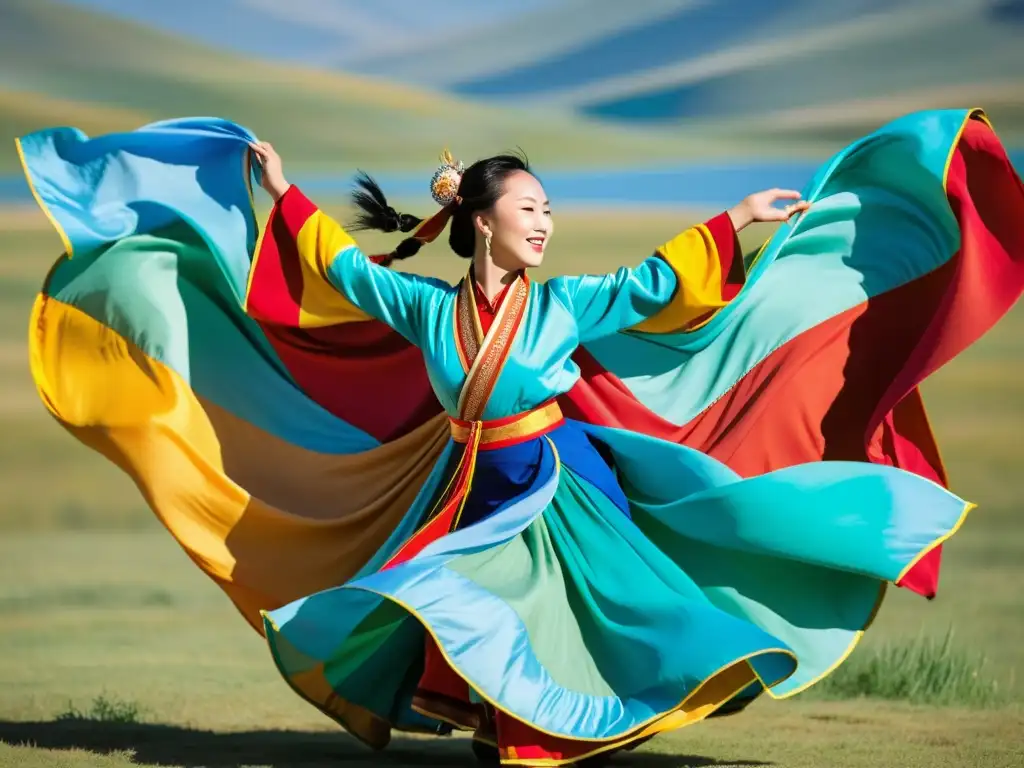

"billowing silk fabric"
[17,109,1024,763]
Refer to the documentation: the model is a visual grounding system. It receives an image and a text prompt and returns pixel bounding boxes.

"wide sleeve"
[243,184,443,345]
[551,212,743,343]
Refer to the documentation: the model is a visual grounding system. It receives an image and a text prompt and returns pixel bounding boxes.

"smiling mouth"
[527,237,545,252]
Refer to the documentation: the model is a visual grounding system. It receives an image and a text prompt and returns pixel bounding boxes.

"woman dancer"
[17,107,1023,766]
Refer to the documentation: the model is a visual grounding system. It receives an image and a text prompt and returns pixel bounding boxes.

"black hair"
[347,152,531,263]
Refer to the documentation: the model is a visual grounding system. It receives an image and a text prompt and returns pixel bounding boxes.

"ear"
[473,212,493,240]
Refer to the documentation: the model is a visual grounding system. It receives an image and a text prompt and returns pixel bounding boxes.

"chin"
[517,251,546,269]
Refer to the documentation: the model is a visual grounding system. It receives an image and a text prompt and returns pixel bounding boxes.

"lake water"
[2,153,1022,209]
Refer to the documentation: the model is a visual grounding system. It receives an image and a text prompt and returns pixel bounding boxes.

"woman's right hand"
[728,188,809,231]
[249,141,290,201]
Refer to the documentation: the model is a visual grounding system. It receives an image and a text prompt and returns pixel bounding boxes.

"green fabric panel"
[266,628,322,676]
[45,221,286,383]
[541,467,721,694]
[324,601,424,718]
[446,484,617,698]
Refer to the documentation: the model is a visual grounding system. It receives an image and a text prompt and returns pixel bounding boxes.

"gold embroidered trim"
[460,277,529,421]
[456,277,480,371]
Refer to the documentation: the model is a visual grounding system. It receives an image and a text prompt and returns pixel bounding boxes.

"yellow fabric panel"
[29,293,448,632]
[632,659,758,739]
[295,209,372,327]
[632,223,728,334]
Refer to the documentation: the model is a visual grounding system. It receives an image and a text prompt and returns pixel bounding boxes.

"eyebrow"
[518,196,550,205]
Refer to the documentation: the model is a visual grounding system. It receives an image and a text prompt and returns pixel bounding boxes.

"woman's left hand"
[728,189,811,231]
[249,141,290,201]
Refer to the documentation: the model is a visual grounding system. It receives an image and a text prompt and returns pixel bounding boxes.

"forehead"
[501,169,546,200]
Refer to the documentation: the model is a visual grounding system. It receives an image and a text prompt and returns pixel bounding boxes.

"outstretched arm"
[552,189,809,342]
[244,142,442,344]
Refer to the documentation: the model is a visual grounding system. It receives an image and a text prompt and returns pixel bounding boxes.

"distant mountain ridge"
[1,0,766,176]
[52,0,1024,142]
[4,0,1022,181]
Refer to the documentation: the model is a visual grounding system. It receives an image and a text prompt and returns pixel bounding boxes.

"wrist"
[727,201,753,231]
[269,179,291,202]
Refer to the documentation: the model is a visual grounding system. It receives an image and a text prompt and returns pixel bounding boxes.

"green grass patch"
[56,695,144,726]
[810,629,1006,708]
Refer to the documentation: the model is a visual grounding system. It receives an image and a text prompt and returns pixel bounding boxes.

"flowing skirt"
[16,108,1024,764]
[262,418,969,764]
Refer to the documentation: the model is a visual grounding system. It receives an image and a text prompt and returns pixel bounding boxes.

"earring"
[485,233,492,260]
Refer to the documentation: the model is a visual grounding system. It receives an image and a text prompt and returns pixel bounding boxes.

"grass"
[0,203,1022,766]
[807,629,1007,708]
[57,695,145,725]
[2,704,1024,768]
[0,702,1021,767]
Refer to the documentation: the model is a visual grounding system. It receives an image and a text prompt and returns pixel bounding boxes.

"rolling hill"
[369,0,1024,145]
[51,0,553,69]
[0,0,752,177]
[57,0,1024,149]
[569,2,1024,126]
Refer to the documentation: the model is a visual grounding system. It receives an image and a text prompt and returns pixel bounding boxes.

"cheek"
[497,215,531,244]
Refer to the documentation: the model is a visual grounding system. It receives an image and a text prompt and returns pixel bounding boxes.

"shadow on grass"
[0,719,772,767]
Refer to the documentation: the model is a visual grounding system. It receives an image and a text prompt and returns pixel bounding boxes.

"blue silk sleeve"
[549,212,740,342]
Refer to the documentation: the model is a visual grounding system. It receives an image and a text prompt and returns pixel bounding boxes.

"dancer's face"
[475,170,552,270]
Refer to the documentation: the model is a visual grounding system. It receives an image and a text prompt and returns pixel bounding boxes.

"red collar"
[471,269,523,332]
[473,279,513,316]
[471,265,524,310]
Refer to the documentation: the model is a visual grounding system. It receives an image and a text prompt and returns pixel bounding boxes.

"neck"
[472,254,518,302]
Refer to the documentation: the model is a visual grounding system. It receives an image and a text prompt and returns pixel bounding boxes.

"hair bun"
[430,149,464,206]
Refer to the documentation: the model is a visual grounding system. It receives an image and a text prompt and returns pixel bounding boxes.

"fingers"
[249,142,277,171]
[248,141,275,157]
[760,201,810,222]
[746,188,810,223]
[770,188,803,201]
[783,200,811,221]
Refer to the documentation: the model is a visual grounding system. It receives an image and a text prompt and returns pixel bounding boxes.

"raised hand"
[249,141,290,201]
[728,188,811,231]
